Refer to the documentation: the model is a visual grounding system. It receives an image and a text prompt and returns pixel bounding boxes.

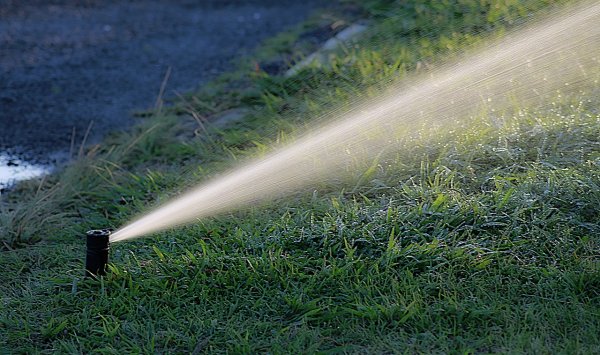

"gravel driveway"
[0,0,322,186]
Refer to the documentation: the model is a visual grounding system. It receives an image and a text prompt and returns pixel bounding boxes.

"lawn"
[1,0,599,353]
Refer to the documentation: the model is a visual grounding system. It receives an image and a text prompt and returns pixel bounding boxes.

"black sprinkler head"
[85,229,111,278]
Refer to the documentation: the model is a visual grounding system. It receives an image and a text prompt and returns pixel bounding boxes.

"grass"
[1,0,599,353]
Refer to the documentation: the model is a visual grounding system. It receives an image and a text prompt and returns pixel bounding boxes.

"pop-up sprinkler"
[85,229,111,278]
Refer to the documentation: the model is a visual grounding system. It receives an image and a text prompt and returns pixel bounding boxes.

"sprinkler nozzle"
[85,229,111,278]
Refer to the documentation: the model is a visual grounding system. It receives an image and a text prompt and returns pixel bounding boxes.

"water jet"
[85,229,111,278]
[110,1,600,243]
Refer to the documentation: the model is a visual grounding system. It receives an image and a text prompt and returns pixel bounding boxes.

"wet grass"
[1,0,599,353]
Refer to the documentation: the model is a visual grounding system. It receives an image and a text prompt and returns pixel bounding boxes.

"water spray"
[85,229,111,278]
[109,1,600,243]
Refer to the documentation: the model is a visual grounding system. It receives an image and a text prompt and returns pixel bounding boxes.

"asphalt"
[0,0,322,184]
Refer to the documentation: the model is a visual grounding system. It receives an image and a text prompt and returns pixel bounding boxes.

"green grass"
[1,0,599,353]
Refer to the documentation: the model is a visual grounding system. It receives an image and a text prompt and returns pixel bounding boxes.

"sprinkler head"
[85,229,111,278]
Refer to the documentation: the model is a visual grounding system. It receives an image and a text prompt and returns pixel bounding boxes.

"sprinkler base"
[85,229,111,278]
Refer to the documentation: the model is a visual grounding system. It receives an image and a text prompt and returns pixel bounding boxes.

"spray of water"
[111,1,600,243]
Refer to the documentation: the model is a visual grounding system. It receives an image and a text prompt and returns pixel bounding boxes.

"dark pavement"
[0,0,322,169]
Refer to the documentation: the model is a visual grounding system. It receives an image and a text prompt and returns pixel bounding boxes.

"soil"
[0,0,323,168]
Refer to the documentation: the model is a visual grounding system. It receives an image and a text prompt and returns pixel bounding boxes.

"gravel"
[0,0,322,172]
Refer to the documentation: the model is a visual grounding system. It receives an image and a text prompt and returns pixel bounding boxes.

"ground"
[0,0,322,165]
